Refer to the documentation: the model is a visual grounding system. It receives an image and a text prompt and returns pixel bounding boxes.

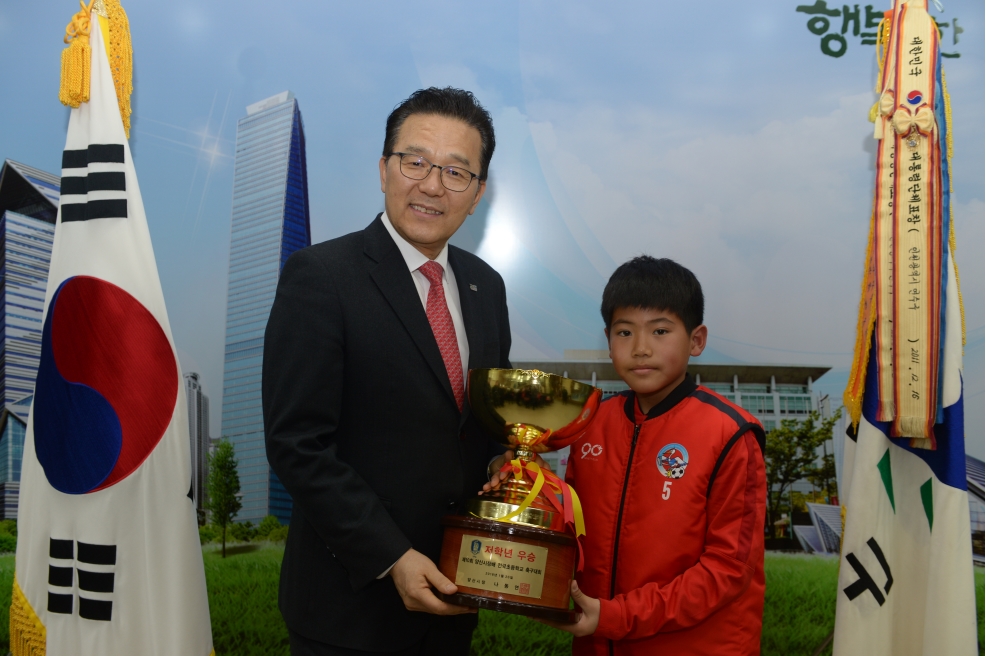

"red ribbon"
[497,459,586,572]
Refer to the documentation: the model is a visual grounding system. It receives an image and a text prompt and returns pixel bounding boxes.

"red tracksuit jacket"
[565,377,766,656]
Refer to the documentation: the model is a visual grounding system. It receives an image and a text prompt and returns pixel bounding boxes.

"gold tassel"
[10,576,46,656]
[869,17,893,131]
[940,69,965,348]
[867,101,879,124]
[104,0,134,138]
[843,213,877,431]
[876,16,890,85]
[57,0,133,138]
[58,0,95,108]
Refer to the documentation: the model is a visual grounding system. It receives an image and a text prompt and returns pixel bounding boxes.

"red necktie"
[419,261,464,410]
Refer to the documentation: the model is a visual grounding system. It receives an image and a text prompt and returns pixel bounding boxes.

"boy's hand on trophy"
[478,450,552,495]
[536,580,600,636]
[389,548,477,615]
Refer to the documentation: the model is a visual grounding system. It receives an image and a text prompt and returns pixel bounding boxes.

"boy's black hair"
[601,256,704,332]
[383,87,496,181]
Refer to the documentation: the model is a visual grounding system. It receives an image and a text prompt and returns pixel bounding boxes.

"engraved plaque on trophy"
[437,368,601,622]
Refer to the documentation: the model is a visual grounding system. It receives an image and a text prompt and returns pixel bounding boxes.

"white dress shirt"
[380,212,469,383]
[377,212,471,579]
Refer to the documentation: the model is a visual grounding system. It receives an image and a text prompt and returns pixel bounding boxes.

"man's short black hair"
[601,256,704,332]
[383,87,496,181]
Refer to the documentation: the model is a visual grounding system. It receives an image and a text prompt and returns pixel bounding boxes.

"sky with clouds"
[0,1,982,455]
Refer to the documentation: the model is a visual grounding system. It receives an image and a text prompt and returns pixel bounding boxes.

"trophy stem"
[509,424,543,463]
[514,444,535,462]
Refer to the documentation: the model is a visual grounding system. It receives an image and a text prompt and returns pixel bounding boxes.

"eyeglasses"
[389,152,479,192]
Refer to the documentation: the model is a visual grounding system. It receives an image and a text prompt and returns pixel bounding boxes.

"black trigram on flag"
[48,537,117,621]
[843,537,893,606]
[59,144,128,222]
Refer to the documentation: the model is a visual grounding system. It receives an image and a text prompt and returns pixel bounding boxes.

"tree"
[206,439,241,558]
[255,515,282,540]
[806,449,838,501]
[228,521,253,543]
[763,409,842,535]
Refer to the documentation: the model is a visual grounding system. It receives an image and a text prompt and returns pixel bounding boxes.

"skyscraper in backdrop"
[221,92,311,525]
[184,372,210,522]
[0,160,58,519]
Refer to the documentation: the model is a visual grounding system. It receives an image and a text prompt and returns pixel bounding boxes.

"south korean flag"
[13,10,214,656]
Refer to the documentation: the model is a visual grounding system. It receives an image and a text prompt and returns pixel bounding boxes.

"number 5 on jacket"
[662,481,671,500]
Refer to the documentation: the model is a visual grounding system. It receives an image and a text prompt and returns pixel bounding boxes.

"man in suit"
[263,88,511,656]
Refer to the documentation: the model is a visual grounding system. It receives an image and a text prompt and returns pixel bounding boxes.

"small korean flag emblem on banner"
[12,3,214,655]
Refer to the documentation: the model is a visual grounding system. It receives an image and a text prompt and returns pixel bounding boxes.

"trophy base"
[439,515,578,623]
[436,591,580,624]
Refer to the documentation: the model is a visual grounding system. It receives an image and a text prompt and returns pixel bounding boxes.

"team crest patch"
[657,443,689,479]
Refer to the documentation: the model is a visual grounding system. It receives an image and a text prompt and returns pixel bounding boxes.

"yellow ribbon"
[495,460,586,540]
[568,484,586,538]
[511,458,525,481]
[492,458,588,569]
[497,459,545,523]
[892,106,935,136]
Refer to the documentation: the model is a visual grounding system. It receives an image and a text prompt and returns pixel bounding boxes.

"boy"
[553,256,766,655]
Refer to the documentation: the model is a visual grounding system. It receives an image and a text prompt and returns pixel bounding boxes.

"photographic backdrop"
[1,1,982,456]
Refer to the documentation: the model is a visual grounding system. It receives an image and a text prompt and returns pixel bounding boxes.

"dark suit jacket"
[263,215,511,651]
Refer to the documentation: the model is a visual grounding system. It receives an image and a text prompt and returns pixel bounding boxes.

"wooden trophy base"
[438,515,580,623]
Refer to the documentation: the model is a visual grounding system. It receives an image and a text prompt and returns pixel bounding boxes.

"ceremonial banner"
[850,0,951,446]
[12,3,213,654]
[835,1,976,653]
[834,259,976,655]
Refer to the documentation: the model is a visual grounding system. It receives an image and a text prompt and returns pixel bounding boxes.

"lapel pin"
[469,284,478,291]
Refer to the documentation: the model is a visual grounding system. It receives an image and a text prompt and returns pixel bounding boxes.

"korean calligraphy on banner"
[795,1,963,58]
[867,0,944,445]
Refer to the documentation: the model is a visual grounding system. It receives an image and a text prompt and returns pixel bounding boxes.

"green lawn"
[203,544,289,655]
[761,553,839,656]
[0,553,12,648]
[470,553,843,656]
[203,548,838,656]
[0,548,979,655]
[471,610,573,656]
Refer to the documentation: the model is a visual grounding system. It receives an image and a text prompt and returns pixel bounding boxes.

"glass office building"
[221,92,311,525]
[0,159,60,518]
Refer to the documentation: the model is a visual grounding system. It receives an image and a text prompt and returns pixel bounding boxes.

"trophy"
[437,368,602,622]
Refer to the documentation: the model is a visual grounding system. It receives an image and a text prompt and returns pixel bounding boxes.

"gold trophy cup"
[437,368,601,622]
